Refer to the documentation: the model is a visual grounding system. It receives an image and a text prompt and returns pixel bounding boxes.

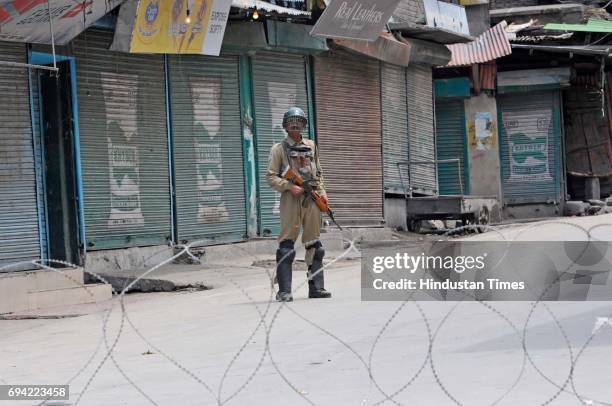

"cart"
[397,159,500,233]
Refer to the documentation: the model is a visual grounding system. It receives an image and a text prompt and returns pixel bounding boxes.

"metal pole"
[458,159,463,195]
[0,60,58,72]
[397,162,408,200]
[46,0,57,72]
[600,54,607,118]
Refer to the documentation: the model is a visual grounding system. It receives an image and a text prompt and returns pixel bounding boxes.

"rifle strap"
[280,139,292,177]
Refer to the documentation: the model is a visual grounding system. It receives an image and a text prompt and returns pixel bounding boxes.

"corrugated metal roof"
[231,0,310,16]
[545,19,612,33]
[445,21,512,67]
[479,62,496,90]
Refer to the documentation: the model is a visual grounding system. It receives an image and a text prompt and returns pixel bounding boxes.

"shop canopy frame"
[0,0,58,73]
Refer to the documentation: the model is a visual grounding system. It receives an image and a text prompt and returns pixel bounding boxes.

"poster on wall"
[101,72,145,228]
[503,109,552,181]
[190,77,229,224]
[472,111,495,151]
[123,0,232,55]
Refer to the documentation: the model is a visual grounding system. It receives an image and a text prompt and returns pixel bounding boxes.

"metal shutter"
[435,98,468,195]
[406,64,436,195]
[314,50,383,226]
[29,71,48,261]
[381,63,409,194]
[0,42,42,270]
[252,52,311,236]
[168,54,247,244]
[73,30,171,250]
[498,91,562,204]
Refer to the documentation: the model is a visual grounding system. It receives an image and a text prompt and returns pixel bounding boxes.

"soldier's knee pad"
[277,239,296,263]
[311,241,325,262]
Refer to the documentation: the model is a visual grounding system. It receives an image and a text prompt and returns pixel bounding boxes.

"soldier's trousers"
[278,191,322,266]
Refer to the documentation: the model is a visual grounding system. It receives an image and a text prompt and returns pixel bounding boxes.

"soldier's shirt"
[266,136,327,197]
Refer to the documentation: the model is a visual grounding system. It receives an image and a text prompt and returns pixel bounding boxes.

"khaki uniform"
[267,136,326,265]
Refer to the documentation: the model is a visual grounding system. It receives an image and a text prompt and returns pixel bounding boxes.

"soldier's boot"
[275,239,295,302]
[307,241,331,299]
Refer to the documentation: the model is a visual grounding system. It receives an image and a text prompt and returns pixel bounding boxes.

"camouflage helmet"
[282,107,307,129]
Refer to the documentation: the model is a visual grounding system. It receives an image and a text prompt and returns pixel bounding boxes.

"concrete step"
[1,268,88,314]
[33,268,85,290]
[28,283,112,311]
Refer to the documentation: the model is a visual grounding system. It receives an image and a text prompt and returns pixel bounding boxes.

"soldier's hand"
[289,185,304,197]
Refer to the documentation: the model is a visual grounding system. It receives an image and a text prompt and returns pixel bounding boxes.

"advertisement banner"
[129,0,232,55]
[0,0,123,44]
[309,0,401,41]
[100,71,145,229]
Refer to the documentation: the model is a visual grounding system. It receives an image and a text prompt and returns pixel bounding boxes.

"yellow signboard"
[130,0,231,55]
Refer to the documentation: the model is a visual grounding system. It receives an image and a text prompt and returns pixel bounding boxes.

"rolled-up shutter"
[407,64,436,195]
[74,30,171,250]
[168,54,246,244]
[252,52,311,236]
[498,91,562,204]
[0,42,42,270]
[381,63,409,194]
[314,50,383,226]
[435,98,468,195]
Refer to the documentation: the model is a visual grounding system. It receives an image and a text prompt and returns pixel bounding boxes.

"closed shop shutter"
[0,41,42,269]
[406,64,436,195]
[381,63,409,194]
[252,52,311,236]
[73,30,171,250]
[435,98,468,195]
[168,54,246,244]
[314,50,383,226]
[498,91,562,204]
[29,72,48,261]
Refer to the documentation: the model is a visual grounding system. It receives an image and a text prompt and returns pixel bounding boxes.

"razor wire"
[0,220,610,405]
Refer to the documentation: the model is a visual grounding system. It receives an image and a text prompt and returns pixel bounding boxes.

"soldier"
[267,107,332,302]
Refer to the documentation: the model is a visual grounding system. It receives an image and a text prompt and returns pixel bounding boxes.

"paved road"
[2,215,612,405]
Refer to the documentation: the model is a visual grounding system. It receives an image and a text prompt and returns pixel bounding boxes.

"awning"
[388,22,474,44]
[231,0,310,16]
[334,32,451,67]
[0,0,124,44]
[544,19,612,33]
[511,44,612,56]
[445,21,512,67]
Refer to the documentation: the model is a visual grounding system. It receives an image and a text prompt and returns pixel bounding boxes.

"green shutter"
[498,91,562,204]
[251,52,311,236]
[74,30,171,250]
[168,54,247,244]
[435,98,468,195]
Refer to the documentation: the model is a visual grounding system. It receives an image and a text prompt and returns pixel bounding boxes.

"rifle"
[282,166,343,231]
